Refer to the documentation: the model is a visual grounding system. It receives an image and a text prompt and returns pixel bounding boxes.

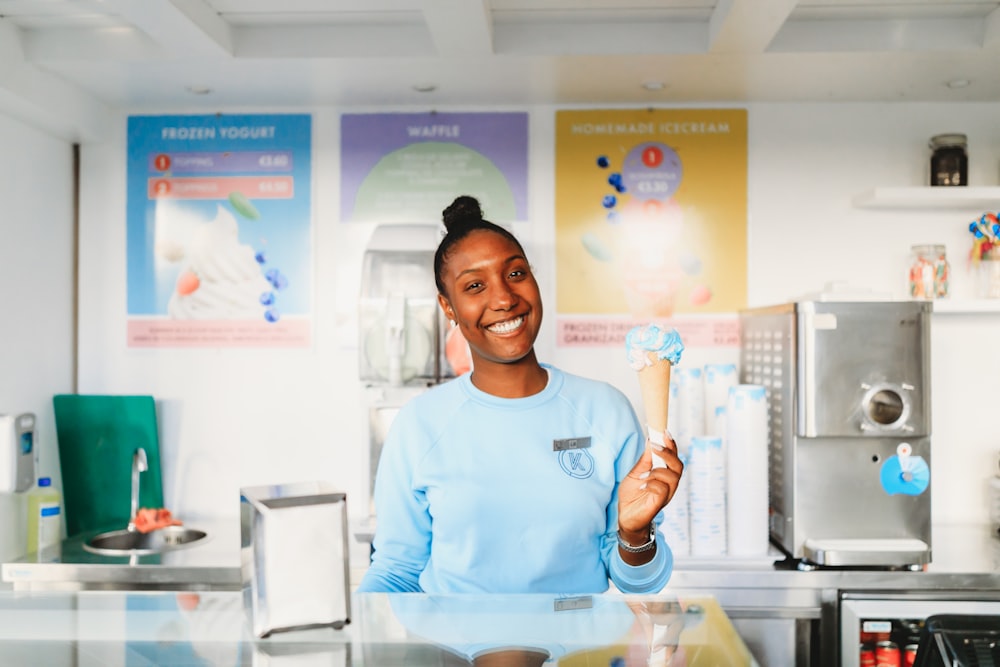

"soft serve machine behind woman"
[356,223,456,545]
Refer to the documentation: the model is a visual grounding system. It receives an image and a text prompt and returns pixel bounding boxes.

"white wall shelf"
[932,299,1000,314]
[853,186,1000,210]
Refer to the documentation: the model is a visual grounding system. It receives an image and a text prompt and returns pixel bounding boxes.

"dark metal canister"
[929,133,968,186]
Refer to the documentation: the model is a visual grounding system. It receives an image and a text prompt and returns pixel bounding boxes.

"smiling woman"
[357,195,686,596]
[433,195,545,396]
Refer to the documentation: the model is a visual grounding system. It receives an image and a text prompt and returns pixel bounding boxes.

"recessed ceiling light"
[185,85,213,95]
[642,81,665,91]
[413,83,437,93]
[946,78,971,89]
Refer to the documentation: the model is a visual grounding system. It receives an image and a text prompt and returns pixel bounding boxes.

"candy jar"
[908,244,949,299]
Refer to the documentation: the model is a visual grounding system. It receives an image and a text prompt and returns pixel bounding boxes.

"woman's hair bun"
[442,195,483,231]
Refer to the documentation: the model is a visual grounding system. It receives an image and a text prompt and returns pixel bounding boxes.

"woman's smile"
[486,315,525,335]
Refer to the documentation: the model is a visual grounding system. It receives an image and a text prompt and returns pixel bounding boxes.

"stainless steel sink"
[83,526,208,556]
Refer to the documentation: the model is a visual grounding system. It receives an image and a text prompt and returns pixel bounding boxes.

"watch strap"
[617,524,657,553]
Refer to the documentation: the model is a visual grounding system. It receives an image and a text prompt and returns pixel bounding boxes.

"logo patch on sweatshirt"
[559,449,595,479]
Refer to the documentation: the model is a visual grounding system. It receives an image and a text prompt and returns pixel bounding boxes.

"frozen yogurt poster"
[554,109,746,348]
[340,112,528,224]
[126,113,312,348]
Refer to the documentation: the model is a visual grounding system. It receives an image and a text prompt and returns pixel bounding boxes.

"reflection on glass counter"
[358,593,756,666]
[0,590,758,666]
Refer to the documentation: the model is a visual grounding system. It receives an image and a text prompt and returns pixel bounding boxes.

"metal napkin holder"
[240,481,351,638]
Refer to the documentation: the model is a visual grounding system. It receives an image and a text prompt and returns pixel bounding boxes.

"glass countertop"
[0,590,757,666]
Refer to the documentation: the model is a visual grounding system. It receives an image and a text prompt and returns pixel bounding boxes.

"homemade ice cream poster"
[340,112,528,224]
[554,109,746,347]
[125,114,312,348]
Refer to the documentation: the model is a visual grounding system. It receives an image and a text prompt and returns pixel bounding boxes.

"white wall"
[747,103,1000,528]
[73,101,1000,555]
[0,114,75,561]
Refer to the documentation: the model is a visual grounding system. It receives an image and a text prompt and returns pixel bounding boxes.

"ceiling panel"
[0,0,996,142]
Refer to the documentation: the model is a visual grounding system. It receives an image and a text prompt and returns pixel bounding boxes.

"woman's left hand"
[617,433,683,537]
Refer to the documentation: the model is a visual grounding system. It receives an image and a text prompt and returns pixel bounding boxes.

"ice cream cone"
[637,354,673,445]
[625,324,684,469]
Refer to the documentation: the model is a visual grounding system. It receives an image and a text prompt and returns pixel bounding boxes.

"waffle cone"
[637,355,673,435]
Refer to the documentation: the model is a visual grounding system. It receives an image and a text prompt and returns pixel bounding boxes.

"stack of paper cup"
[672,367,704,457]
[703,363,737,437]
[725,384,770,557]
[687,435,726,556]
[658,452,690,557]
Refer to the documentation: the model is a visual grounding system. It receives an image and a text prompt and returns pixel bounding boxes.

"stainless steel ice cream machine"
[359,223,451,388]
[739,300,932,568]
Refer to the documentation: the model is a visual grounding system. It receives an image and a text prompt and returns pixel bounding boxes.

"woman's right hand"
[618,434,684,538]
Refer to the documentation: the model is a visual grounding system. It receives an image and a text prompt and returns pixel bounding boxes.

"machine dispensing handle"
[385,293,407,386]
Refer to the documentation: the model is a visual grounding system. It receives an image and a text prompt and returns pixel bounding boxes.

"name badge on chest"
[552,436,591,452]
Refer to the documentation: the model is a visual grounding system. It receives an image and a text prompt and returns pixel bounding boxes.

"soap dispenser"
[0,413,35,493]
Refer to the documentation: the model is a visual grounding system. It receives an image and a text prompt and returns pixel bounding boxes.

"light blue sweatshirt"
[357,364,673,594]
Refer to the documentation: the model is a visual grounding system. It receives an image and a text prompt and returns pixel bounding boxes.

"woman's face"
[437,229,542,368]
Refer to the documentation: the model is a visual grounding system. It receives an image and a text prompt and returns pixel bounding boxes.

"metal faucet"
[127,447,148,532]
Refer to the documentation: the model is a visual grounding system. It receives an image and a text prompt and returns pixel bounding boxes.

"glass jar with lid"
[929,134,968,186]
[979,246,1000,299]
[908,244,949,299]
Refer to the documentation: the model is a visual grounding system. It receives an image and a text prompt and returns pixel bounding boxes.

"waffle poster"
[340,112,529,224]
[125,113,312,348]
[554,109,747,348]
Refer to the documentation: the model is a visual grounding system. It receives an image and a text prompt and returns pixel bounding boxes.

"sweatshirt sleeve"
[608,532,673,593]
[356,408,431,593]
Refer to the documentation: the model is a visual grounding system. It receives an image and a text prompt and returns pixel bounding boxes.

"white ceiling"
[1,0,999,141]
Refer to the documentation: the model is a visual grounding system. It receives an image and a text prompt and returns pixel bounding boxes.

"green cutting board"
[53,394,165,536]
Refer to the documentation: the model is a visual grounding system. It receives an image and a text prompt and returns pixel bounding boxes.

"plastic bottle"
[26,477,62,560]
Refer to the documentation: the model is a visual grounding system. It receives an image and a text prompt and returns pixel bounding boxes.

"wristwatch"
[617,524,657,554]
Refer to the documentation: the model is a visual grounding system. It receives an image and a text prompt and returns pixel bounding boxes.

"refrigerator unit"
[840,591,1000,667]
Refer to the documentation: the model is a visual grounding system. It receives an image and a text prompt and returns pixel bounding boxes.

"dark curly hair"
[433,195,526,296]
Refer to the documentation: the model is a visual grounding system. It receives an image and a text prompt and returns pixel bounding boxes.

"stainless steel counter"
[1,519,242,591]
[4,522,998,595]
[667,523,1000,612]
